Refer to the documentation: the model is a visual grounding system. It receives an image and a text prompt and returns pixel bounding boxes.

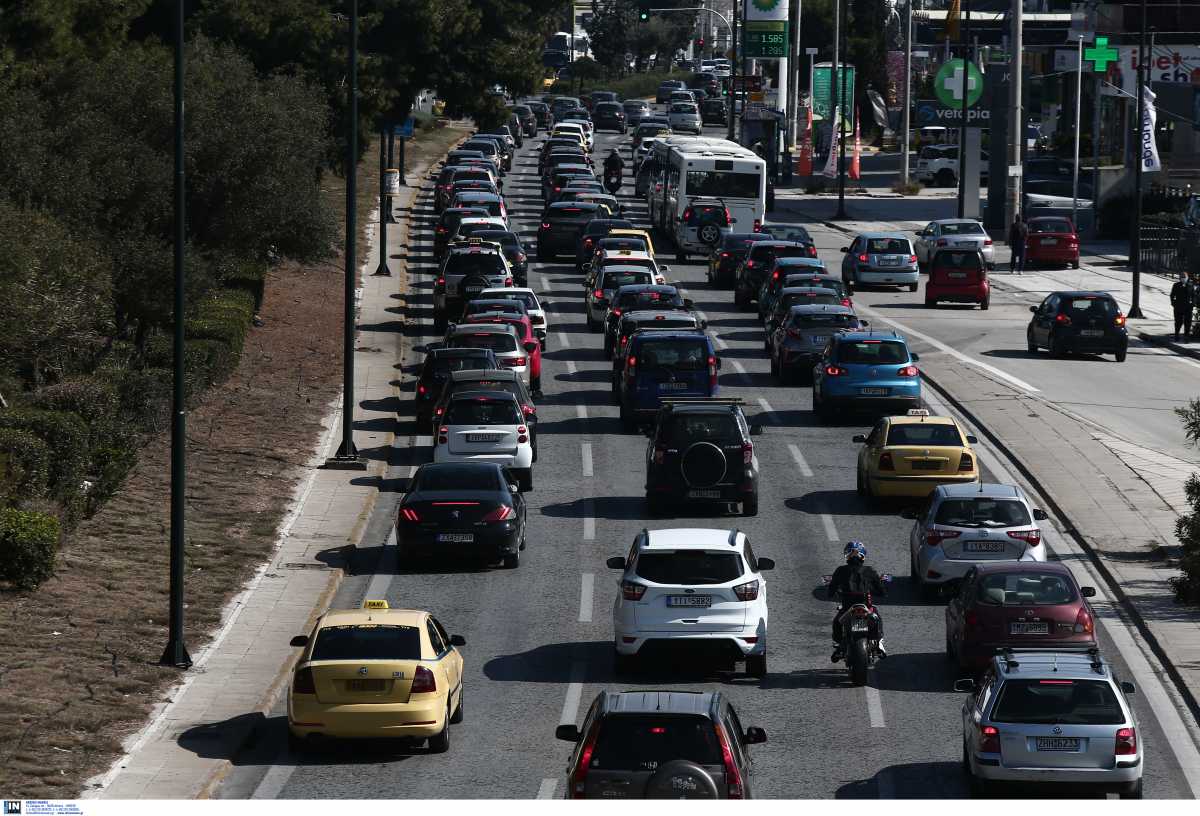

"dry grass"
[0,123,469,798]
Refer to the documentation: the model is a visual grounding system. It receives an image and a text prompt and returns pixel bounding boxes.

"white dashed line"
[579,573,594,622]
[788,443,814,477]
[820,513,839,541]
[576,403,588,420]
[559,661,585,724]
[865,686,886,728]
[581,442,593,477]
[583,498,595,540]
[566,359,577,375]
[756,397,777,423]
[537,779,557,799]
[557,332,571,348]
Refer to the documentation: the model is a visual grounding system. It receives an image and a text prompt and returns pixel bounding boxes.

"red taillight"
[417,384,427,395]
[621,580,646,600]
[720,251,731,258]
[958,452,974,472]
[1115,727,1137,756]
[522,404,536,416]
[742,441,753,465]
[857,253,868,262]
[436,225,447,234]
[571,730,597,798]
[482,505,515,522]
[400,507,420,523]
[1074,606,1094,635]
[878,452,894,471]
[682,207,694,221]
[840,298,852,306]
[611,308,622,318]
[293,667,316,695]
[541,222,550,229]
[909,254,918,265]
[653,444,666,465]
[965,609,980,628]
[626,355,636,369]
[411,665,437,694]
[504,277,513,286]
[438,425,448,445]
[517,425,528,443]
[723,207,731,224]
[583,238,594,249]
[593,289,604,299]
[745,260,756,269]
[516,252,527,262]
[824,364,844,376]
[504,356,526,367]
[708,355,718,387]
[897,365,918,377]
[1055,313,1072,325]
[979,724,1000,754]
[926,529,960,547]
[808,245,818,257]
[984,238,993,246]
[772,269,780,281]
[716,724,744,798]
[752,219,762,232]
[1114,313,1126,327]
[733,579,760,601]
[1006,529,1041,546]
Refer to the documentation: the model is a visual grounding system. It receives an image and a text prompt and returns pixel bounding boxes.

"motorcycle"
[603,167,622,195]
[821,573,892,686]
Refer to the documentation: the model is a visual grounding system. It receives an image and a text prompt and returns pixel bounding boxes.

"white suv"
[433,389,535,491]
[606,528,775,677]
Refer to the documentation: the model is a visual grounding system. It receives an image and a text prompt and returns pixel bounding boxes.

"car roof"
[605,690,716,716]
[481,286,540,299]
[885,413,959,427]
[857,231,912,240]
[449,368,518,382]
[600,248,653,259]
[617,284,676,294]
[454,192,501,201]
[836,331,905,343]
[450,388,519,402]
[548,201,600,210]
[780,286,837,296]
[432,346,493,358]
[992,649,1112,682]
[624,310,695,322]
[973,560,1073,576]
[1048,290,1116,299]
[937,482,1022,499]
[643,527,745,551]
[752,240,808,249]
[931,218,984,225]
[787,303,854,315]
[448,322,516,335]
[777,258,827,268]
[632,330,708,341]
[319,607,427,628]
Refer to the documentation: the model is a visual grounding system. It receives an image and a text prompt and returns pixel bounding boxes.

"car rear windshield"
[602,270,653,290]
[934,498,1032,528]
[990,680,1124,725]
[549,206,595,221]
[940,222,985,235]
[462,141,497,156]
[788,311,856,328]
[687,170,760,199]
[589,714,724,771]
[445,397,521,425]
[753,244,808,263]
[465,301,523,317]
[444,253,506,276]
[635,551,743,585]
[450,332,518,353]
[432,353,491,374]
[866,238,911,253]
[599,238,650,253]
[457,223,504,241]
[475,230,519,250]
[723,234,766,250]
[975,572,1078,606]
[636,340,710,369]
[451,169,491,183]
[629,317,694,333]
[1063,297,1117,318]
[780,292,839,307]
[1030,219,1073,234]
[784,276,839,292]
[415,464,500,491]
[665,413,739,444]
[311,624,422,661]
[835,340,909,364]
[627,292,683,309]
[487,291,539,310]
[762,225,812,243]
[934,251,983,269]
[885,423,964,446]
[671,103,698,113]
[596,103,622,114]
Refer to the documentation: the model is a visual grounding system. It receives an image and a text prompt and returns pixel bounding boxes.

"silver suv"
[434,239,512,329]
[955,648,1143,798]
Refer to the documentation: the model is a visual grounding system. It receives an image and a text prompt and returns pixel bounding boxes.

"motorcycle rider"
[827,540,887,662]
[603,148,624,180]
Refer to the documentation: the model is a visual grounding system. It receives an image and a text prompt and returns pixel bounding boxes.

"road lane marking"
[576,403,588,420]
[537,779,557,799]
[566,360,577,375]
[581,442,593,477]
[857,306,1041,394]
[251,757,297,800]
[788,443,814,477]
[821,513,839,541]
[583,498,595,540]
[559,661,585,724]
[557,332,571,348]
[865,686,886,728]
[730,359,750,381]
[364,526,397,600]
[579,573,594,622]
[756,397,777,423]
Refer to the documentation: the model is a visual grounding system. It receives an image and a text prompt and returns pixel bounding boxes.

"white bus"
[645,136,767,261]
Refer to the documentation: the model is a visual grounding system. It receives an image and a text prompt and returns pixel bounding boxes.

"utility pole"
[956,0,971,218]
[1071,34,1083,231]
[831,0,839,175]
[1005,0,1023,231]
[374,126,390,276]
[1129,0,1147,318]
[900,0,913,185]
[835,0,848,218]
[729,4,738,141]
[161,0,191,670]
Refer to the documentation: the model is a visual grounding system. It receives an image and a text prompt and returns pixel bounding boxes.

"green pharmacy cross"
[1084,37,1119,73]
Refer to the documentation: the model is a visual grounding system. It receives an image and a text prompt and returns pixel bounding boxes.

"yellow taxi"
[287,599,465,752]
[853,409,979,499]
[608,227,656,258]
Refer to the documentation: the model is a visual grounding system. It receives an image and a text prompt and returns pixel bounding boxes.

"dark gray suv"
[555,690,765,799]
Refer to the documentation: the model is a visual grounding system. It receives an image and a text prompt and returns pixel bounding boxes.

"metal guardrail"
[1138,224,1188,279]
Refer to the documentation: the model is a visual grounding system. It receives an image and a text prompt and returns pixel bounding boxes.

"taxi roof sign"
[363,599,390,610]
[907,409,931,417]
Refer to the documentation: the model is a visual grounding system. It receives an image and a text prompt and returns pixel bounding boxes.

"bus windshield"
[686,170,760,199]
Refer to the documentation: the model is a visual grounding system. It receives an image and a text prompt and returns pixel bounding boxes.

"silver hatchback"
[903,482,1048,598]
[956,649,1143,798]
[840,232,919,292]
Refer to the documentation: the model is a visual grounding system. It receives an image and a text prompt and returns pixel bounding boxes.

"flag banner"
[1140,85,1161,172]
[849,109,861,180]
[797,105,813,176]
[822,106,841,178]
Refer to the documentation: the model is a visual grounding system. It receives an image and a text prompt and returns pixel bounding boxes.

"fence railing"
[1138,224,1188,278]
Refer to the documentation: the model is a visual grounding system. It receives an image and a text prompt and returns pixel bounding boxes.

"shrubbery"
[0,429,50,506]
[0,508,60,590]
[1173,400,1200,603]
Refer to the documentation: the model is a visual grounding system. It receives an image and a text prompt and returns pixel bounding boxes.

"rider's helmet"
[843,540,867,563]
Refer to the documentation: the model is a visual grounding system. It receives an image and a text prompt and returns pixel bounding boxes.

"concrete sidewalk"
[82,150,442,800]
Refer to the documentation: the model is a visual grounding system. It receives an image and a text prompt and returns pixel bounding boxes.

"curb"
[1138,331,1200,362]
[919,368,1200,731]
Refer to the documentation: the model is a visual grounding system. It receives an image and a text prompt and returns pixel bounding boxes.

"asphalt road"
[216,114,1198,800]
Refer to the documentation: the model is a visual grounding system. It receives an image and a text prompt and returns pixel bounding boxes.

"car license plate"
[860,387,888,396]
[810,335,828,344]
[1040,237,1058,246]
[1080,329,1103,337]
[437,533,475,543]
[947,271,967,278]
[659,382,689,391]
[467,433,497,442]
[1036,737,1080,751]
[465,285,483,294]
[688,489,722,499]
[346,679,387,692]
[964,540,1006,552]
[1010,621,1049,635]
[878,257,898,266]
[911,460,942,471]
[667,595,713,607]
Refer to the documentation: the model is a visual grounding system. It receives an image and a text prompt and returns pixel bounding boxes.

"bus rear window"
[686,170,761,199]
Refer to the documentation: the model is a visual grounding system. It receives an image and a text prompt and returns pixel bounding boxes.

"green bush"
[223,261,267,312]
[97,367,171,432]
[551,70,691,102]
[0,508,60,590]
[0,428,51,506]
[32,379,120,426]
[0,410,89,515]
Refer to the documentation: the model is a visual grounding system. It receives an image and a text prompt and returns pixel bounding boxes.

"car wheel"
[427,707,451,754]
[742,495,758,517]
[908,282,919,292]
[450,687,464,723]
[936,169,955,187]
[980,297,989,311]
[502,549,520,569]
[1116,346,1128,362]
[1026,330,1038,354]
[1119,779,1144,799]
[1071,259,1081,270]
[925,297,937,308]
[746,653,767,678]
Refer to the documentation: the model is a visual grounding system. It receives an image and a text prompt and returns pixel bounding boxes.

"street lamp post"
[1006,0,1023,233]
[835,0,848,219]
[1129,0,1148,319]
[956,0,972,219]
[160,0,191,670]
[374,126,390,277]
[1071,34,1083,231]
[900,0,913,186]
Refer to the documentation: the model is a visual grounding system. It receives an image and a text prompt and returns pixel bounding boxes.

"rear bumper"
[289,694,448,740]
[615,631,765,658]
[1026,246,1079,262]
[646,475,756,502]
[399,525,521,558]
[867,473,978,498]
[432,448,533,468]
[927,282,990,302]
[854,267,919,285]
[917,548,1042,583]
[972,754,1141,786]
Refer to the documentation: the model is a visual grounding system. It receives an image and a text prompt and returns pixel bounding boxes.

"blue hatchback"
[618,331,721,429]
[811,331,921,420]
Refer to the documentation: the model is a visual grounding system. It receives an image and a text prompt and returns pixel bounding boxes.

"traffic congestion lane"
[217,112,1194,799]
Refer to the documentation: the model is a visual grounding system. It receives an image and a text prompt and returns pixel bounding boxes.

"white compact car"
[479,287,549,348]
[607,528,775,677]
[433,389,535,491]
[556,121,593,152]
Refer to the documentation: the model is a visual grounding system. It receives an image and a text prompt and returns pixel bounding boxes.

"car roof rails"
[727,528,741,547]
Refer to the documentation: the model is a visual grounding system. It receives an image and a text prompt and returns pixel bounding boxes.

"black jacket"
[1172,280,1194,310]
[604,154,624,175]
[827,562,886,605]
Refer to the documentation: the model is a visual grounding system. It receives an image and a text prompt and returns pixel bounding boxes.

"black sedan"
[396,462,528,568]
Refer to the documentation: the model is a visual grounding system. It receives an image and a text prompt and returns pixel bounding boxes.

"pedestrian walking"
[1008,214,1028,275]
[1172,272,1195,340]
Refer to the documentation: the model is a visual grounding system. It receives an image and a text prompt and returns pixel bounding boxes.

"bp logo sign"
[934,59,983,108]
[752,0,783,9]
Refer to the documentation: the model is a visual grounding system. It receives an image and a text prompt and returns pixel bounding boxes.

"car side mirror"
[1120,681,1136,695]
[660,265,671,273]
[699,319,708,330]
[524,341,538,353]
[1081,586,1097,598]
[743,727,767,744]
[852,434,867,443]
[966,434,978,444]
[555,724,581,742]
[953,678,978,694]
[289,635,309,648]
[756,557,775,571]
[606,556,627,570]
[840,247,849,252]
[900,508,917,520]
[1033,508,1048,521]
[910,353,919,362]
[509,483,521,494]
[750,424,764,436]
[1029,305,1039,313]
[449,634,466,647]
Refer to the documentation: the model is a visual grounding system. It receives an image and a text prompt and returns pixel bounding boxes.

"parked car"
[1023,216,1080,269]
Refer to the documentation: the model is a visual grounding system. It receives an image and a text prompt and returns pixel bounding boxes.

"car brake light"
[417,384,426,395]
[1073,606,1094,635]
[541,222,550,229]
[436,276,445,287]
[593,289,604,299]
[1115,727,1137,756]
[964,609,979,628]
[723,207,731,224]
[958,452,974,472]
[715,723,744,798]
[897,365,918,377]
[857,253,868,262]
[823,364,844,376]
[984,238,993,246]
[505,356,526,367]
[292,666,316,694]
[878,452,894,470]
[584,238,594,249]
[752,219,761,232]
[733,579,760,601]
[1006,529,1041,546]
[909,254,918,264]
[745,260,756,269]
[626,355,636,369]
[808,245,818,257]
[1055,313,1071,325]
[517,425,528,443]
[612,308,622,318]
[1114,313,1126,327]
[571,728,597,798]
[720,251,731,258]
[742,441,753,465]
[621,580,646,600]
[482,505,515,522]
[926,529,960,547]
[841,298,852,306]
[522,404,535,416]
[410,665,437,693]
[438,426,448,445]
[400,507,420,522]
[653,444,667,465]
[708,355,718,388]
[979,724,1000,754]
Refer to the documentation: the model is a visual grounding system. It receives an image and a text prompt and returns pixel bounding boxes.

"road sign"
[744,21,788,59]
[727,75,764,92]
[933,59,983,109]
[812,64,855,120]
[393,117,415,139]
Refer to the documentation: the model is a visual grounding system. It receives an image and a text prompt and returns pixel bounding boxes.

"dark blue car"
[618,331,721,430]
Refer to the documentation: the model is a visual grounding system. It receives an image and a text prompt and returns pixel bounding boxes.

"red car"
[925,249,990,309]
[1024,216,1080,269]
[945,562,1098,672]
[463,311,543,395]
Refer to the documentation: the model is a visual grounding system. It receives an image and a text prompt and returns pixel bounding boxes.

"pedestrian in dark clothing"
[1008,214,1028,275]
[1172,273,1195,340]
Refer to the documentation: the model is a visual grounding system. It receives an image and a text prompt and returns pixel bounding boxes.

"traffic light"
[697,38,705,48]
[637,1,650,21]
